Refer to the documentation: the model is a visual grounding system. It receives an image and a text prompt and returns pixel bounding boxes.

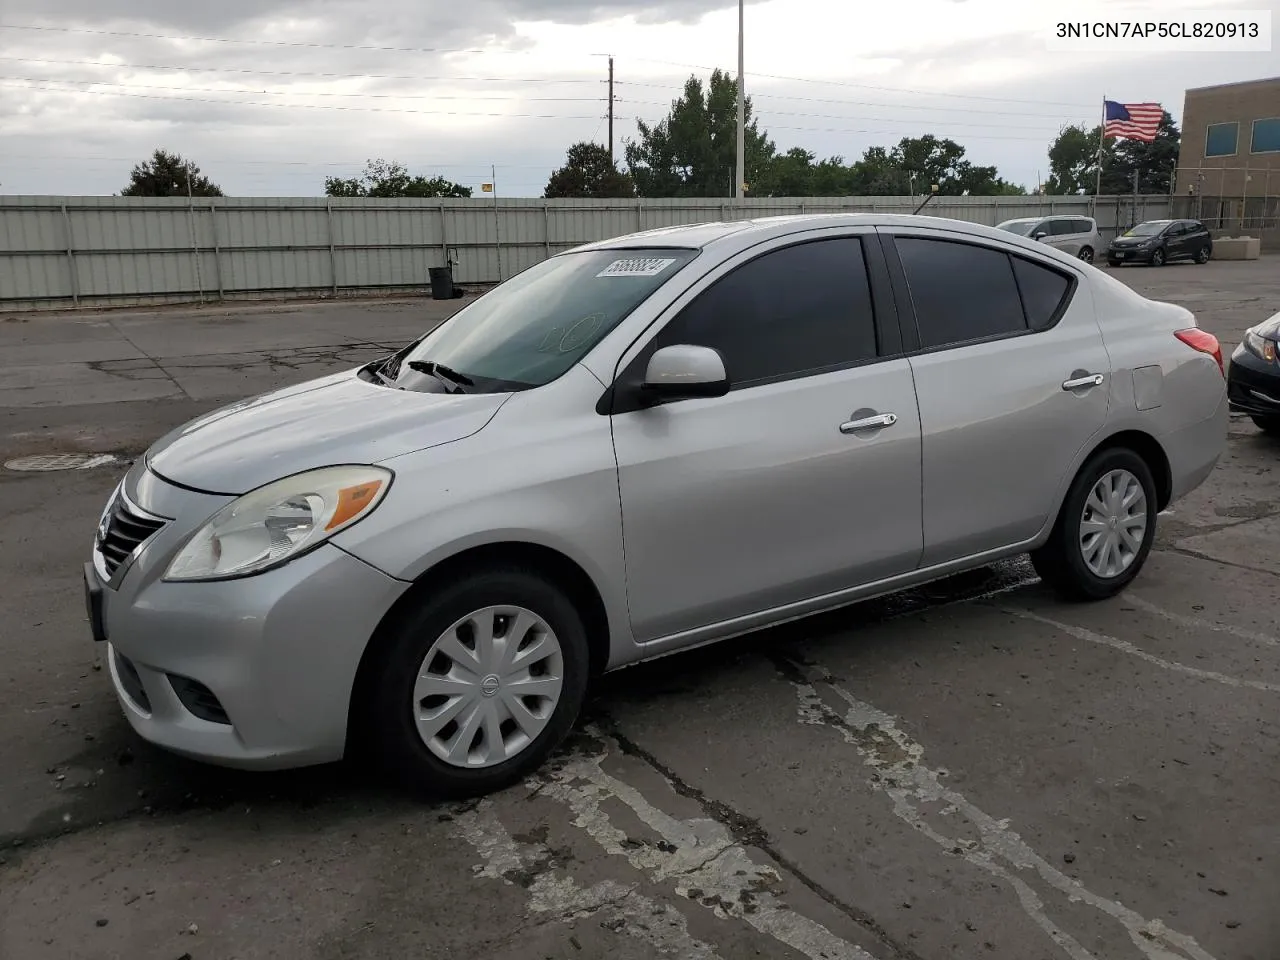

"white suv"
[996,216,1104,264]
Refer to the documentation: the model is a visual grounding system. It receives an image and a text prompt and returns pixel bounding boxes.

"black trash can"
[429,266,454,300]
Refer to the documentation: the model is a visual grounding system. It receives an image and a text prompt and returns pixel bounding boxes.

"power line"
[0,55,604,85]
[4,75,607,103]
[0,22,525,57]
[2,81,605,120]
[615,81,1095,120]
[5,154,562,169]
[4,81,1063,142]
[0,22,1097,108]
[617,98,1070,132]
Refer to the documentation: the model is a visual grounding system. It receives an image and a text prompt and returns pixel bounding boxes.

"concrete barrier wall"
[0,194,1175,311]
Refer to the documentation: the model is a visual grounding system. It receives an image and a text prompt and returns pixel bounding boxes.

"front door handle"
[1062,373,1105,391]
[840,412,898,434]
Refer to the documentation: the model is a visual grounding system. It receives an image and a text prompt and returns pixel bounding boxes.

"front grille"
[113,648,152,713]
[97,495,166,579]
[169,675,231,725]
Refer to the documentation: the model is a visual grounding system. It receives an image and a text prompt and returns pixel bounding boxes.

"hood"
[145,370,510,495]
[1253,310,1280,339]
[1111,234,1157,246]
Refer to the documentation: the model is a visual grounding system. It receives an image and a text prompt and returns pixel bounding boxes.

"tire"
[362,566,591,799]
[1150,247,1166,267]
[1107,259,1122,268]
[1031,447,1159,602]
[1252,415,1280,434]
[1195,246,1211,264]
[1077,246,1094,263]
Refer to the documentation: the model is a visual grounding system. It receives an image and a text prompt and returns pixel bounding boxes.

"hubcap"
[1079,248,1093,262]
[1079,469,1148,578]
[413,605,564,768]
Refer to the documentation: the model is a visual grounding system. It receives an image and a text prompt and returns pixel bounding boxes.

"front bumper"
[1227,344,1280,418]
[89,466,410,770]
[1107,246,1156,264]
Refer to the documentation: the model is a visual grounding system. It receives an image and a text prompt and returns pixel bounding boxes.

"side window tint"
[654,238,878,385]
[895,238,1027,349]
[1050,219,1076,237]
[1011,257,1072,331]
[1074,219,1095,234]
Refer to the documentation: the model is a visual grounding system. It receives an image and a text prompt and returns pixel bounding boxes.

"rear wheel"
[1195,245,1211,264]
[1077,246,1094,263]
[1031,448,1158,602]
[1252,415,1280,434]
[1150,247,1166,267]
[363,567,591,799]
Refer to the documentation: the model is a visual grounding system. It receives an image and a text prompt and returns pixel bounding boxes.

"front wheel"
[1077,246,1094,263]
[1107,259,1122,268]
[1031,448,1158,602]
[1150,247,1166,267]
[1252,415,1280,434]
[362,567,591,799]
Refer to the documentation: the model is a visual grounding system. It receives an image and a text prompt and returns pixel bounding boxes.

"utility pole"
[735,0,745,200]
[607,56,615,163]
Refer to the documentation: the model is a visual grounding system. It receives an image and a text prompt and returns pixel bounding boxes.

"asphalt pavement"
[1,261,1278,960]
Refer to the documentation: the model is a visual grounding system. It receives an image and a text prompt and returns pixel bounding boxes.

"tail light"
[1175,328,1224,377]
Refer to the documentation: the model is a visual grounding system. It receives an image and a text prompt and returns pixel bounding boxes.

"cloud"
[1,0,1276,197]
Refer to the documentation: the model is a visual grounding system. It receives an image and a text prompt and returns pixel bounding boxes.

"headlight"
[164,465,392,581]
[1244,330,1277,363]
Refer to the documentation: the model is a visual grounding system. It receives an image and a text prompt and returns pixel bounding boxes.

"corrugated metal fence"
[0,194,1174,311]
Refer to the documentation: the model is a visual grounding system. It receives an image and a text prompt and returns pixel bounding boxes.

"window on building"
[1205,122,1239,157]
[1251,118,1280,154]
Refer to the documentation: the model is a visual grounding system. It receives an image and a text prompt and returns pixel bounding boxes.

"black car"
[1227,313,1280,434]
[1107,219,1213,267]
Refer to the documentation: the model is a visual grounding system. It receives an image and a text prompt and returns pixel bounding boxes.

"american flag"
[1103,101,1163,142]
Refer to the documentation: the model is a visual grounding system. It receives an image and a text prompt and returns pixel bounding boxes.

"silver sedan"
[85,214,1228,797]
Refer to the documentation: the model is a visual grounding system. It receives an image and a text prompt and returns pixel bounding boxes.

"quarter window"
[652,238,879,386]
[895,237,1028,349]
[1011,257,1072,331]
[1205,122,1239,157]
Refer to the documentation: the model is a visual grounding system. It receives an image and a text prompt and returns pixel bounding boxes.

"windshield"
[1123,221,1170,237]
[996,219,1039,236]
[372,247,699,394]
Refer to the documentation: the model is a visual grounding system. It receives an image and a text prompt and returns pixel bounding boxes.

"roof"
[575,212,1046,254]
[1185,75,1280,94]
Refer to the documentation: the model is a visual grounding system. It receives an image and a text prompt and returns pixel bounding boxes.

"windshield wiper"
[407,360,475,392]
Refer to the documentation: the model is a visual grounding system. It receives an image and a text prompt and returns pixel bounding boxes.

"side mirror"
[1032,231,1048,241]
[640,345,729,403]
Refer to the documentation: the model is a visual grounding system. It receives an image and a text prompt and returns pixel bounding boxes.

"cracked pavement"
[2,264,1279,960]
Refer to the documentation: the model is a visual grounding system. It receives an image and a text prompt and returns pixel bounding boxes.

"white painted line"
[453,800,725,959]
[788,666,1219,960]
[540,742,881,960]
[1123,593,1279,648]
[1003,606,1280,694]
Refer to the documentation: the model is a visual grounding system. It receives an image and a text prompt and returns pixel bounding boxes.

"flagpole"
[1095,95,1106,200]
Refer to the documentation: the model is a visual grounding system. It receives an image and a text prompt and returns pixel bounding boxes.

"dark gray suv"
[1107,219,1213,267]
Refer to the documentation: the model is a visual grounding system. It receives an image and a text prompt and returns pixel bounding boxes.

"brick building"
[1173,76,1280,227]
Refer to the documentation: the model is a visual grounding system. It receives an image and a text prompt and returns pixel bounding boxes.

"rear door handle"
[1062,373,1105,390]
[840,412,897,434]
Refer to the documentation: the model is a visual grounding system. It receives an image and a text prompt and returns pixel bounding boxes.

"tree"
[120,149,223,197]
[1045,112,1180,195]
[624,69,776,198]
[544,142,635,198]
[885,135,1023,196]
[324,159,471,198]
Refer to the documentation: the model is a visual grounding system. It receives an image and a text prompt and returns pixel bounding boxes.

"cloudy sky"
[0,0,1275,196]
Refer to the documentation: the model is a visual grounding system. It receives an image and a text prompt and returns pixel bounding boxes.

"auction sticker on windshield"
[596,257,677,278]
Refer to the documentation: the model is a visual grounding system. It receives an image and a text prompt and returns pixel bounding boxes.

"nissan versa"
[86,214,1228,797]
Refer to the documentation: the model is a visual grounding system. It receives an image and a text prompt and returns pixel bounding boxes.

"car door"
[1050,217,1081,255]
[608,233,924,644]
[880,228,1111,568]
